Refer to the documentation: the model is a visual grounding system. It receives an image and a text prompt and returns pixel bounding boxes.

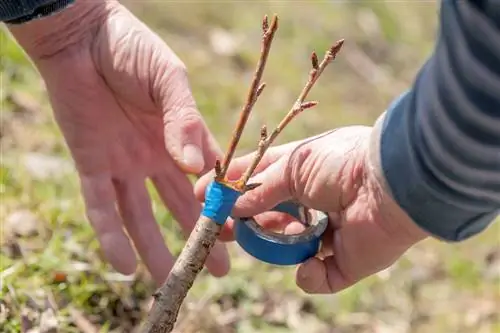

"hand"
[8,0,229,284]
[195,126,429,293]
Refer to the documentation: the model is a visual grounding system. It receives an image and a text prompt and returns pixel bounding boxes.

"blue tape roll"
[234,201,328,265]
[201,181,241,225]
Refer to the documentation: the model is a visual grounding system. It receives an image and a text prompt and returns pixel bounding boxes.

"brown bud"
[328,39,345,59]
[270,14,279,31]
[262,15,269,33]
[311,51,319,70]
[260,125,268,140]
[301,101,318,110]
[215,159,222,177]
[256,82,266,98]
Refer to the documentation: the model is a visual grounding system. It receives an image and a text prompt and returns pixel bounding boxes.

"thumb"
[163,106,221,175]
[157,64,222,175]
[233,156,293,217]
[295,215,412,294]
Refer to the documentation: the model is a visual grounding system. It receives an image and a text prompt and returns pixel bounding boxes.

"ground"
[1,1,499,333]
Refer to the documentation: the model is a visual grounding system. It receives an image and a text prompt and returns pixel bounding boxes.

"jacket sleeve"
[371,0,500,241]
[1,0,74,24]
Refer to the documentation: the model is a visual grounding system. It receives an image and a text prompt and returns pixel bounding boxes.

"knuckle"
[286,144,313,198]
[169,61,188,79]
[155,60,192,110]
[164,108,203,130]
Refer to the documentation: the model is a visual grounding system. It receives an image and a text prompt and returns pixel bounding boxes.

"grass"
[1,1,499,332]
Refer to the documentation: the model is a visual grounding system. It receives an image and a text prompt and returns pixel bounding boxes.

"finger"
[218,211,296,242]
[295,256,338,294]
[163,106,221,175]
[151,169,230,277]
[283,221,306,235]
[318,212,339,258]
[79,174,137,275]
[296,216,409,294]
[232,156,292,217]
[156,64,222,175]
[113,176,175,286]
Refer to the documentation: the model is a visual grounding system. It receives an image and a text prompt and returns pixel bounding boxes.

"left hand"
[8,0,230,284]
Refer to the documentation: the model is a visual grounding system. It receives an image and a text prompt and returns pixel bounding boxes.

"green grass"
[1,1,500,332]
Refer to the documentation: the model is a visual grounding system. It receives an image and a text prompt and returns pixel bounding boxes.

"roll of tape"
[233,201,328,265]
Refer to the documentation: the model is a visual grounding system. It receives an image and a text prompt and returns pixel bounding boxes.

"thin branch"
[217,14,279,181]
[141,217,223,333]
[238,39,345,186]
[141,14,281,333]
[140,14,345,333]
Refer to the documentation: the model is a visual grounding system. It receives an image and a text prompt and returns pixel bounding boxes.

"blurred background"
[1,1,499,332]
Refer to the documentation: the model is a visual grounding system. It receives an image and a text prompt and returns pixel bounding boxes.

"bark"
[140,216,222,333]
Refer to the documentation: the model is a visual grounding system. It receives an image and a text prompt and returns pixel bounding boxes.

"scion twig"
[238,39,345,186]
[217,14,279,181]
[141,13,344,333]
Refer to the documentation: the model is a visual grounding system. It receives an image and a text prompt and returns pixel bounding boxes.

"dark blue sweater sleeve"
[1,0,74,24]
[379,0,500,241]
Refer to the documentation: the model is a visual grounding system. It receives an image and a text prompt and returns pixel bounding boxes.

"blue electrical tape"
[234,201,329,265]
[201,181,241,225]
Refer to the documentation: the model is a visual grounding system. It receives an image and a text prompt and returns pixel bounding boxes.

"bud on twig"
[214,159,222,178]
[256,83,266,98]
[262,15,269,33]
[327,39,345,61]
[260,125,268,140]
[142,13,344,333]
[311,51,319,70]
[301,101,318,110]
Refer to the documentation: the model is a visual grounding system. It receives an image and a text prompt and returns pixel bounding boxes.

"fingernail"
[182,144,204,173]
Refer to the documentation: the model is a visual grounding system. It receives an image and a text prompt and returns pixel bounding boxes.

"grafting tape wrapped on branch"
[140,13,344,333]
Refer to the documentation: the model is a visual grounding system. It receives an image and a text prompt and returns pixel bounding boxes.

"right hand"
[195,126,429,294]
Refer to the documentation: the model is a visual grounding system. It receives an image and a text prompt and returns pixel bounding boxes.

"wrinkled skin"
[195,127,428,294]
[9,0,229,284]
[9,0,429,292]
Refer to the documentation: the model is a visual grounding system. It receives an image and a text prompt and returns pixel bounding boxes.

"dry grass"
[1,2,499,332]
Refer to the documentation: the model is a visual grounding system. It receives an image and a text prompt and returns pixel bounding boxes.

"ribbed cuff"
[2,0,74,24]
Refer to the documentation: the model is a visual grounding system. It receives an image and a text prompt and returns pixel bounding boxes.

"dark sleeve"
[379,0,500,241]
[1,0,74,24]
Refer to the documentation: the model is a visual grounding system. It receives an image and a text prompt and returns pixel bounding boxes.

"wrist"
[365,113,429,246]
[7,0,117,60]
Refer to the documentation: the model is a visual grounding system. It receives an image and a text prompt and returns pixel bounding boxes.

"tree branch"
[238,39,344,185]
[217,14,279,181]
[140,14,344,333]
[141,216,222,333]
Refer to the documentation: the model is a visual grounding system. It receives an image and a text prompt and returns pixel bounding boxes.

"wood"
[217,15,279,181]
[139,13,345,333]
[140,216,223,333]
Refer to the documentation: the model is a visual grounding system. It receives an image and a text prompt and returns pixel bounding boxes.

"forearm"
[370,0,500,241]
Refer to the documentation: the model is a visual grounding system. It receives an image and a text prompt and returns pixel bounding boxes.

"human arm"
[371,0,500,242]
[194,0,500,294]
[3,0,230,284]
